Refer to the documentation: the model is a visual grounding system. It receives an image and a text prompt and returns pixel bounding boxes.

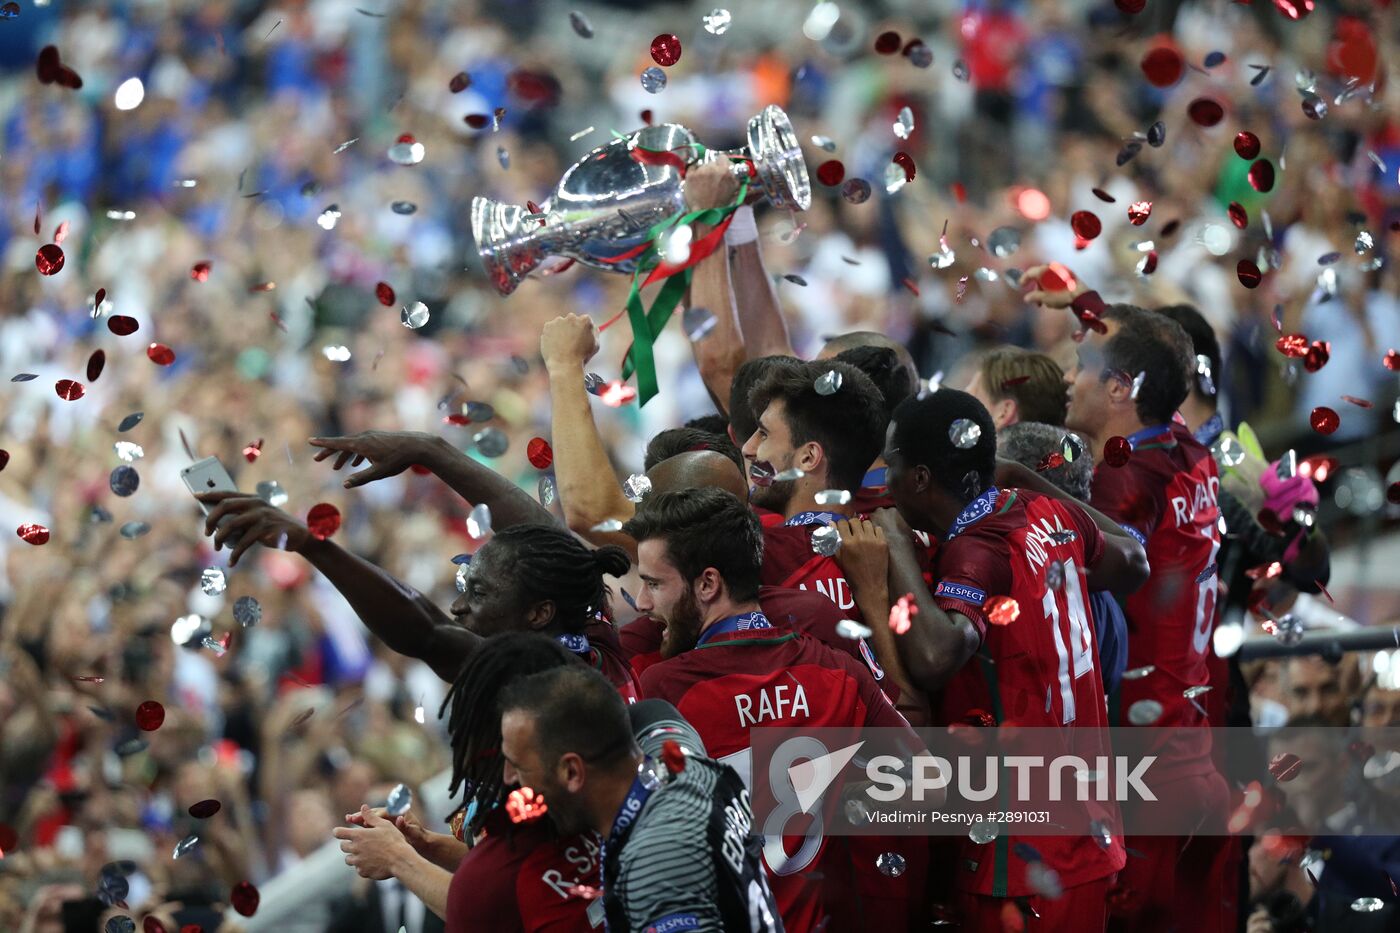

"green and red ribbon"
[597,147,752,406]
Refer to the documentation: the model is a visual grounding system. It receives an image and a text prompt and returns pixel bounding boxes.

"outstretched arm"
[683,164,748,413]
[541,314,639,556]
[309,430,555,530]
[727,207,794,358]
[198,492,478,683]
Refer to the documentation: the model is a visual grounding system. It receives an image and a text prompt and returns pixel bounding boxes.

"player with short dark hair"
[643,426,743,473]
[623,487,924,933]
[498,669,781,933]
[823,341,920,512]
[1154,304,1223,447]
[876,388,1148,931]
[728,355,802,446]
[1064,304,1233,933]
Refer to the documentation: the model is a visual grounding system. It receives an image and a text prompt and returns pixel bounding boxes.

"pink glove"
[1259,463,1319,563]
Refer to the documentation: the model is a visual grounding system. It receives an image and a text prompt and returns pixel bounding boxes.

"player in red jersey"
[1062,303,1234,933]
[621,487,927,933]
[875,388,1150,932]
[335,633,603,932]
[742,358,925,709]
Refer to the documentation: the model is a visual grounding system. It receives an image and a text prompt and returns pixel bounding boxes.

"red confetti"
[55,66,82,89]
[230,881,260,917]
[35,45,60,83]
[95,287,106,307]
[1038,262,1078,292]
[900,277,920,297]
[1036,452,1066,472]
[0,450,7,472]
[84,350,105,383]
[639,109,653,125]
[600,380,637,407]
[250,281,275,293]
[243,439,263,462]
[650,34,681,67]
[1091,188,1116,203]
[291,708,315,727]
[108,315,139,336]
[1234,131,1261,159]
[55,379,84,401]
[1248,159,1276,193]
[307,503,342,540]
[1103,436,1131,467]
[53,220,69,246]
[816,160,845,186]
[568,884,603,901]
[892,151,916,182]
[375,282,395,306]
[1343,395,1373,409]
[144,918,168,933]
[35,243,64,275]
[1303,341,1330,373]
[1275,334,1308,358]
[17,523,49,545]
[889,593,918,635]
[147,343,176,366]
[464,114,490,129]
[1160,218,1181,237]
[1316,579,1333,604]
[1309,407,1340,435]
[955,275,970,302]
[1070,211,1102,240]
[1001,901,1026,933]
[1245,561,1284,582]
[1272,0,1314,20]
[1139,251,1158,275]
[1385,349,1400,371]
[1115,0,1146,12]
[1299,455,1336,482]
[1140,47,1184,87]
[32,202,40,235]
[135,700,165,731]
[189,799,222,819]
[190,261,211,282]
[0,823,17,857]
[986,596,1020,626]
[527,437,553,469]
[1001,375,1032,388]
[1227,202,1248,229]
[874,31,902,55]
[1237,260,1263,289]
[661,739,687,774]
[1388,483,1400,505]
[506,787,549,823]
[950,182,966,203]
[1127,201,1152,225]
[449,72,471,93]
[1187,98,1225,127]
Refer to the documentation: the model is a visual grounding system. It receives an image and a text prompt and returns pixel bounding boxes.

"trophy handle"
[744,105,811,212]
[471,196,547,296]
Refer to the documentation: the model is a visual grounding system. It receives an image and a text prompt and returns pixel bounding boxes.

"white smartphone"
[180,456,239,515]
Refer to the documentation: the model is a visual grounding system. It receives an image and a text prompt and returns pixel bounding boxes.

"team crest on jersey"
[858,638,886,681]
[935,581,987,605]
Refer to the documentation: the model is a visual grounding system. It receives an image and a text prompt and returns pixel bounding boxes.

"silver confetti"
[233,596,262,627]
[929,245,956,270]
[106,210,136,221]
[323,345,352,361]
[171,614,210,647]
[1045,560,1064,591]
[772,467,806,482]
[1130,371,1146,400]
[467,503,492,538]
[583,372,605,395]
[401,301,430,329]
[810,135,837,152]
[702,7,731,35]
[1301,94,1327,121]
[120,521,150,539]
[114,441,144,462]
[1122,664,1155,680]
[988,226,1021,258]
[810,524,841,556]
[893,106,914,140]
[390,200,417,215]
[386,783,412,817]
[640,67,667,93]
[1089,820,1114,849]
[907,43,933,68]
[118,412,144,432]
[388,139,426,165]
[836,619,873,640]
[256,480,288,507]
[1127,699,1164,725]
[472,428,508,458]
[968,821,1000,844]
[622,474,652,503]
[1195,354,1216,396]
[814,370,843,395]
[683,305,717,341]
[316,204,342,230]
[569,126,595,142]
[569,10,593,38]
[456,563,469,594]
[949,418,981,449]
[1356,231,1374,254]
[591,518,624,533]
[497,146,510,171]
[201,636,227,657]
[201,568,227,596]
[1027,862,1062,899]
[815,489,852,506]
[1183,685,1212,700]
[110,465,140,497]
[883,162,908,195]
[840,178,871,204]
[1353,898,1385,913]
[876,852,906,878]
[538,475,557,507]
[1211,434,1245,468]
[173,835,201,859]
[952,59,970,82]
[333,137,360,154]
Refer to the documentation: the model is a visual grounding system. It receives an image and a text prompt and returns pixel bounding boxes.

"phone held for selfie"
[180,456,239,513]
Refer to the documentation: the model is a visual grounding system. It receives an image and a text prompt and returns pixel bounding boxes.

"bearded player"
[1063,303,1233,933]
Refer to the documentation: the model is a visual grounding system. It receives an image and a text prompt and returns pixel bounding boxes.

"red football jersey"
[1090,423,1221,779]
[619,585,878,680]
[929,487,1126,896]
[849,466,896,514]
[446,809,601,932]
[583,620,641,704]
[639,624,916,933]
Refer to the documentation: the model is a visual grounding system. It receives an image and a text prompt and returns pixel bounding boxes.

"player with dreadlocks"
[335,632,604,932]
[196,487,641,698]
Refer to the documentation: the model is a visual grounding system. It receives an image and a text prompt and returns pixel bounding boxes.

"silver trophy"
[472,105,810,295]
